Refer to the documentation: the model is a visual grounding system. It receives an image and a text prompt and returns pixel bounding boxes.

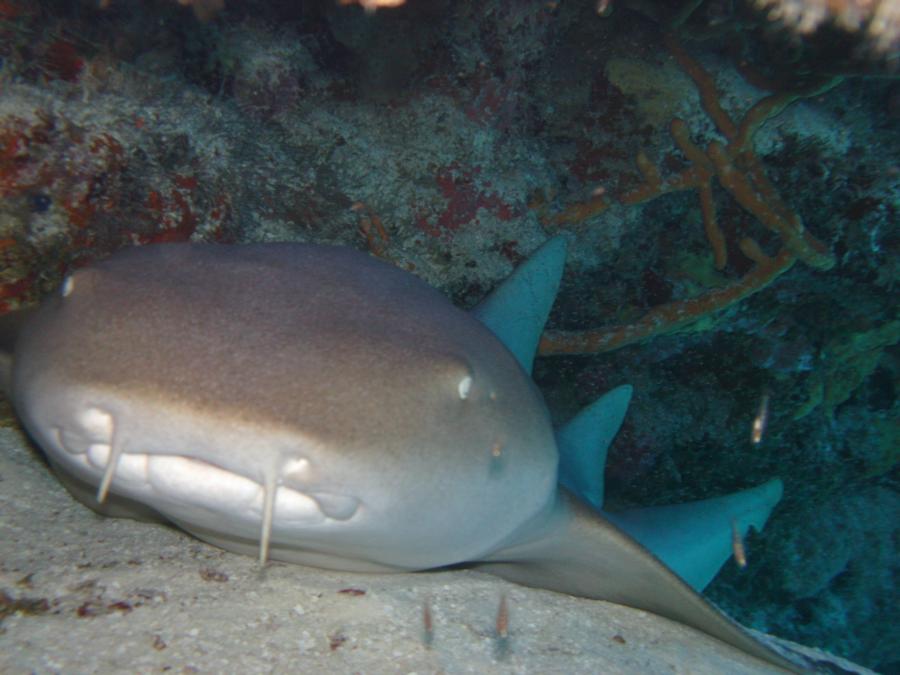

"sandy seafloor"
[0,427,872,675]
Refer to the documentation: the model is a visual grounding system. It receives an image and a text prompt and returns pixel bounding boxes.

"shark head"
[9,243,557,570]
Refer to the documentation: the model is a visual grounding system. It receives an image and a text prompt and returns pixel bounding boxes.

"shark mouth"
[51,420,360,563]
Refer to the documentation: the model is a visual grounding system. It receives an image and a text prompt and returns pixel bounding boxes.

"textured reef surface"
[0,0,896,672]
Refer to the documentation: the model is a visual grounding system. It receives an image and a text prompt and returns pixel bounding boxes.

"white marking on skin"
[61,275,74,297]
[79,407,113,437]
[283,457,310,479]
[458,375,473,400]
[87,443,111,468]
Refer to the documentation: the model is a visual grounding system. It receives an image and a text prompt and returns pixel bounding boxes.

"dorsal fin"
[556,384,632,510]
[472,237,566,374]
[608,478,784,591]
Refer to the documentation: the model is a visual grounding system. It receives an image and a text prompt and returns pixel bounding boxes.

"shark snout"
[45,399,362,554]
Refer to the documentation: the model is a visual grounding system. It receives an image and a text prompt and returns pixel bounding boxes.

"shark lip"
[53,426,359,523]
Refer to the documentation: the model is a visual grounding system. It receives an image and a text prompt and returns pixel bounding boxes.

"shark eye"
[458,375,473,400]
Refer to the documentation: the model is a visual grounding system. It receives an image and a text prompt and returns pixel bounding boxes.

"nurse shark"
[0,239,853,672]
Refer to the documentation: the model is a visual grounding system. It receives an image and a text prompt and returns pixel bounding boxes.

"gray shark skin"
[0,241,858,673]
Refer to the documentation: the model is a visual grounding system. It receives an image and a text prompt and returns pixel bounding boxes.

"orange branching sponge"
[540,247,796,354]
[546,193,611,228]
[540,36,839,356]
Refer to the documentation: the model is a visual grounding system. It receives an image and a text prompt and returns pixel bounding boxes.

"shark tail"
[479,491,856,674]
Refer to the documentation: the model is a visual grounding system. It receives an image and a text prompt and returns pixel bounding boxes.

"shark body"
[0,240,844,673]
